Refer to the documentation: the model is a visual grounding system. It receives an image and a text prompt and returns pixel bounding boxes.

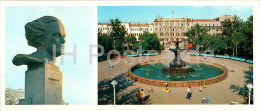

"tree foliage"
[5,88,24,105]
[98,32,113,53]
[220,15,253,59]
[136,32,161,51]
[184,23,208,46]
[110,18,127,51]
[184,15,253,59]
[126,35,137,50]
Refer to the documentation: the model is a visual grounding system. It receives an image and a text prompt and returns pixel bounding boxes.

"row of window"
[159,32,184,37]
[207,28,220,31]
[195,23,220,27]
[128,33,143,37]
[155,27,185,32]
[130,27,153,32]
[155,22,187,26]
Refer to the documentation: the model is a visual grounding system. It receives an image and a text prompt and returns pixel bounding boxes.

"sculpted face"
[45,21,66,57]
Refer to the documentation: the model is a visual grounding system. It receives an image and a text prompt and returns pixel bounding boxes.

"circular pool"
[128,60,228,87]
[133,63,223,81]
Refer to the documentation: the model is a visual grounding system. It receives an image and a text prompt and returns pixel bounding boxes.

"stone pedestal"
[19,63,62,105]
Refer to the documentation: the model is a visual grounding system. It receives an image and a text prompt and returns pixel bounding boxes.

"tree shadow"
[229,66,253,104]
[98,72,151,105]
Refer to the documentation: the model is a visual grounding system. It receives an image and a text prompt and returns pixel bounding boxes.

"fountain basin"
[128,60,228,87]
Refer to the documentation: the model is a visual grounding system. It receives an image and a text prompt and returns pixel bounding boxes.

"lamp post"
[247,83,253,105]
[111,80,117,105]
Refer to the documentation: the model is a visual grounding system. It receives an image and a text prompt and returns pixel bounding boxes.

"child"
[148,86,153,93]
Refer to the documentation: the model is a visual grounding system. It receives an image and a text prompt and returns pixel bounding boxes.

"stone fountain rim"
[128,59,228,87]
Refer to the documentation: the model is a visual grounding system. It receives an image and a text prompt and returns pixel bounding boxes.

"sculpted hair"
[25,16,60,48]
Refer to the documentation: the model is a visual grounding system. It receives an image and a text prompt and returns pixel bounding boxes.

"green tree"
[98,32,113,53]
[110,18,127,51]
[5,88,24,105]
[239,16,253,59]
[184,23,208,54]
[137,32,161,52]
[220,18,233,56]
[126,35,137,50]
[220,15,247,57]
[208,34,227,55]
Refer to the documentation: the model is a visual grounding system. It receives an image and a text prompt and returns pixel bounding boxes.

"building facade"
[98,15,232,44]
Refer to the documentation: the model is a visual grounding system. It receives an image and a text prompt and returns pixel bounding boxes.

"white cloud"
[230,6,252,13]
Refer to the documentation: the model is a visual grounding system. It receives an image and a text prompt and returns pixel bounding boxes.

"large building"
[98,23,153,41]
[98,15,232,44]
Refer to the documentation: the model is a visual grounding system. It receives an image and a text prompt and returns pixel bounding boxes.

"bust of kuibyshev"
[13,16,66,66]
[13,16,66,104]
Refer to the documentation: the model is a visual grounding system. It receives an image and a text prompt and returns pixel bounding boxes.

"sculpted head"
[25,16,66,57]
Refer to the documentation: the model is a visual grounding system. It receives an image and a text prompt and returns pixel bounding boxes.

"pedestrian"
[204,54,207,60]
[148,86,153,93]
[166,82,168,88]
[204,81,206,88]
[136,90,140,104]
[186,87,191,100]
[199,86,202,92]
[140,89,145,103]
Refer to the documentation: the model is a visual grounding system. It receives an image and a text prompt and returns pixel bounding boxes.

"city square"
[98,6,253,105]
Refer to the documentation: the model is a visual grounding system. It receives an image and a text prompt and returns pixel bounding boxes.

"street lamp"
[111,80,118,105]
[247,83,253,105]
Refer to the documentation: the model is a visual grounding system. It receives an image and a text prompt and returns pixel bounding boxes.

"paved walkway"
[98,51,252,105]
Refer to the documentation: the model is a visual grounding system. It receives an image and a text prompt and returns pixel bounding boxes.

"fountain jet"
[161,37,194,74]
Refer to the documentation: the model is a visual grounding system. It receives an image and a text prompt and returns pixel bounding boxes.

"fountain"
[161,37,195,74]
[128,38,228,87]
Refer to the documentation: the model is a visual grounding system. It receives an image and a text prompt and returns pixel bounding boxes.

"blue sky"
[98,6,253,24]
[5,6,96,104]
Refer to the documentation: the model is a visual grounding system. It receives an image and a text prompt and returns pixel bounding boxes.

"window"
[155,23,157,26]
[150,28,152,31]
[155,28,158,31]
[160,33,164,36]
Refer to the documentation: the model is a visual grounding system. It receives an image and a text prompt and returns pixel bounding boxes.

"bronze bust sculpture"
[12,16,66,66]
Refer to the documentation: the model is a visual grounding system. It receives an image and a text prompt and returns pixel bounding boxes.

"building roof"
[192,19,219,22]
[130,24,152,27]
[98,23,112,26]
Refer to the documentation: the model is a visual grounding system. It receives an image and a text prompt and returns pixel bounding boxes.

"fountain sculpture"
[161,37,195,74]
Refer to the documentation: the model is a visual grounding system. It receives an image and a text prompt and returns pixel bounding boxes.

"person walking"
[140,89,145,103]
[136,90,140,104]
[199,86,202,92]
[186,87,191,100]
[166,82,168,88]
